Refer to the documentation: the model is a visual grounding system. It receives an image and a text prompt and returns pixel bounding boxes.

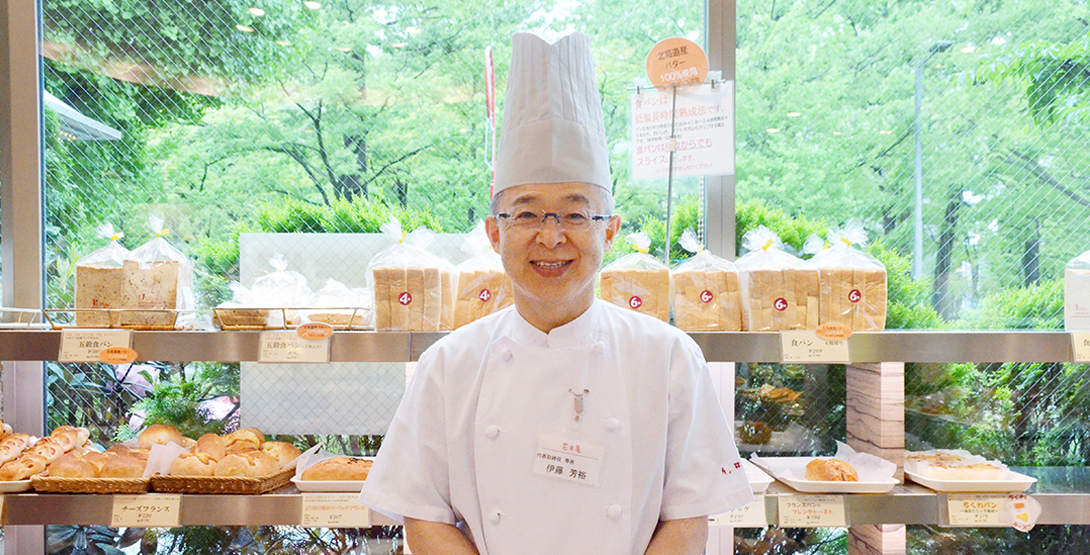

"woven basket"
[31,475,150,494]
[150,467,294,494]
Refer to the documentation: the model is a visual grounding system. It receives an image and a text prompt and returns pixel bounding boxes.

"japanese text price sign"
[59,329,133,362]
[111,495,181,528]
[710,496,767,528]
[778,495,846,527]
[1072,332,1090,362]
[780,330,850,364]
[301,493,372,528]
[259,331,331,364]
[947,494,1005,526]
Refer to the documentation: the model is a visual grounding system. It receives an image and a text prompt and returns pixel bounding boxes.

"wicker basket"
[150,467,294,494]
[31,475,150,494]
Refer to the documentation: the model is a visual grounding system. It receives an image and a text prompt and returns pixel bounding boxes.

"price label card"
[778,495,846,527]
[59,329,133,362]
[111,495,181,528]
[258,331,331,363]
[301,493,372,528]
[780,330,850,364]
[947,494,1005,526]
[1072,332,1090,363]
[710,496,766,528]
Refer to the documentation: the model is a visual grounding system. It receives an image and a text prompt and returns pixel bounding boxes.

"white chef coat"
[359,300,752,555]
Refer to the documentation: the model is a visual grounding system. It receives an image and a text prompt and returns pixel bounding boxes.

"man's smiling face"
[486,182,620,331]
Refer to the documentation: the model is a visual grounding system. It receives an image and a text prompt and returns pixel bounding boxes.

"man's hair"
[490,184,615,216]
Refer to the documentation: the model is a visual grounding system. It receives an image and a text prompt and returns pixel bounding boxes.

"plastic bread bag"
[300,278,373,329]
[809,221,888,331]
[367,217,454,331]
[213,281,273,329]
[598,232,671,322]
[734,226,818,331]
[75,223,131,327]
[1065,249,1090,330]
[121,215,197,329]
[454,221,513,329]
[250,254,312,327]
[671,228,742,331]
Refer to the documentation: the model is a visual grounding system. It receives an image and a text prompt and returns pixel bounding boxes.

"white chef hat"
[492,32,611,197]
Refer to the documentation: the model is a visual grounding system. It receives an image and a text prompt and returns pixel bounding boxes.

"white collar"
[509,300,601,350]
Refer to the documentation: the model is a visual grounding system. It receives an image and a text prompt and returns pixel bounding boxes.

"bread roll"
[300,456,373,481]
[0,433,31,464]
[47,453,98,478]
[51,425,90,449]
[0,454,47,481]
[170,452,219,476]
[921,462,1008,481]
[138,424,185,450]
[260,441,302,468]
[224,428,264,453]
[805,458,858,481]
[82,451,109,473]
[99,454,147,478]
[214,451,279,477]
[29,439,66,463]
[193,433,226,461]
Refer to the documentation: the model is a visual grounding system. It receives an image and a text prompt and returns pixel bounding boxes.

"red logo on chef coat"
[700,290,714,303]
[849,289,862,303]
[774,297,788,311]
[398,292,412,305]
[477,289,492,302]
[629,296,643,309]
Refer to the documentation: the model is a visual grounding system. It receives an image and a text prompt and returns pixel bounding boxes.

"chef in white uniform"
[359,31,752,555]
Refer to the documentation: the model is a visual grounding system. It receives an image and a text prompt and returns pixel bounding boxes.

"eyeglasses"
[495,210,612,231]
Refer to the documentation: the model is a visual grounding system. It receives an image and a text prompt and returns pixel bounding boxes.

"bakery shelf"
[2,467,1087,527]
[0,329,1080,363]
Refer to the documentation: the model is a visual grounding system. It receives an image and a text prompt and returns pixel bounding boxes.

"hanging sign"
[645,37,708,88]
[631,81,734,179]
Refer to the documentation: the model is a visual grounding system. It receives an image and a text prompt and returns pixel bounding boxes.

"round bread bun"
[260,441,302,468]
[99,454,147,478]
[138,424,185,450]
[47,453,98,478]
[223,428,264,453]
[805,458,858,482]
[193,433,226,461]
[214,451,279,477]
[300,457,374,481]
[28,439,66,463]
[0,454,48,481]
[181,437,197,449]
[170,452,219,476]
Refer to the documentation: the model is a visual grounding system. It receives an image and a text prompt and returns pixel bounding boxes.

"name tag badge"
[533,433,604,487]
